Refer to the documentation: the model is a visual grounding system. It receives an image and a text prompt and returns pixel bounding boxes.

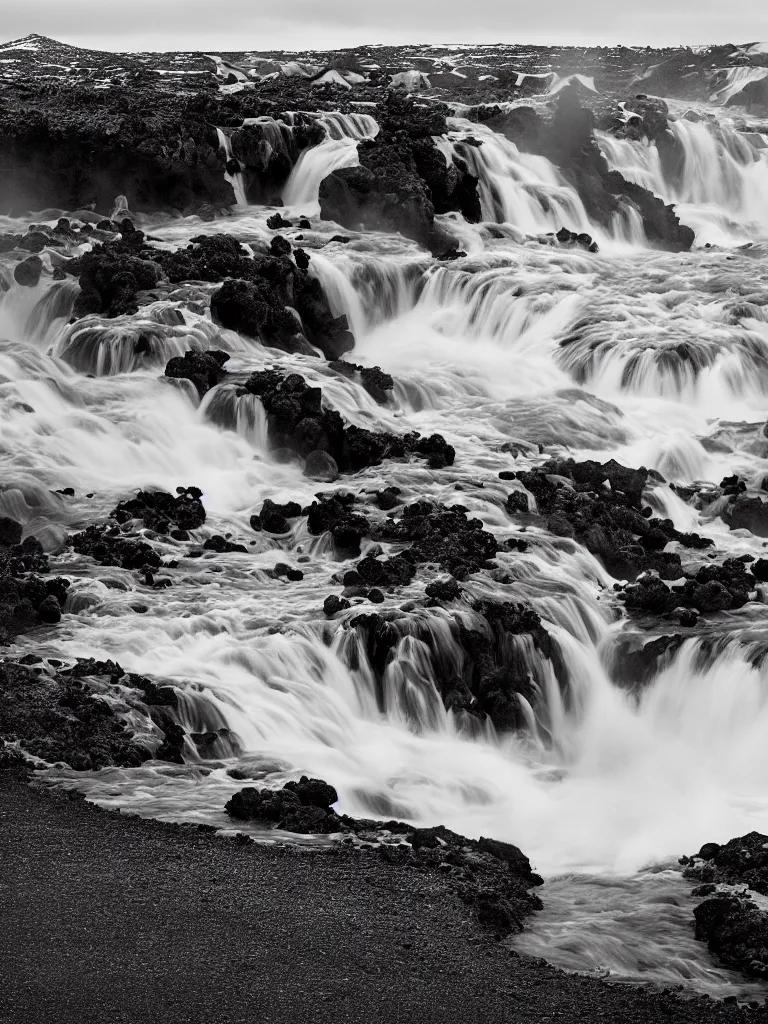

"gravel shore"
[0,772,758,1024]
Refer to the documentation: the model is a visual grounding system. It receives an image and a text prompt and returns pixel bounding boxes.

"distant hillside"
[1,33,768,110]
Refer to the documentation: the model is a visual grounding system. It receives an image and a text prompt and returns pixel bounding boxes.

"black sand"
[0,773,757,1024]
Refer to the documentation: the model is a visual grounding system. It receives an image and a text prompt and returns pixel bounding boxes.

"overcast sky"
[4,0,768,52]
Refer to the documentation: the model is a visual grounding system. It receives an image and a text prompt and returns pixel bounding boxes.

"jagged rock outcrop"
[164,350,230,398]
[682,833,768,979]
[225,776,543,936]
[0,518,69,642]
[0,659,149,769]
[319,95,480,253]
[229,116,325,202]
[507,457,711,582]
[234,369,454,475]
[0,86,238,215]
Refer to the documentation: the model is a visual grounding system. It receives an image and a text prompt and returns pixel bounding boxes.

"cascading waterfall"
[711,66,768,105]
[447,118,646,246]
[215,126,248,206]
[6,97,768,1001]
[598,116,768,243]
[281,111,379,210]
[214,110,379,212]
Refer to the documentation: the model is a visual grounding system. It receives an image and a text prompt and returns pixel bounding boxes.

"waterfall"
[9,88,768,1000]
[447,118,644,246]
[711,66,768,105]
[281,111,379,211]
[598,116,768,244]
[216,127,247,206]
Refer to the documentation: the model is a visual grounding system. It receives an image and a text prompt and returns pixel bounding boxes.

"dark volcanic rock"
[159,233,256,282]
[307,493,370,556]
[13,255,43,287]
[0,517,24,550]
[251,498,303,535]
[208,249,354,360]
[425,577,462,603]
[238,369,454,475]
[623,558,756,618]
[225,785,335,834]
[610,634,685,688]
[111,487,206,533]
[603,171,694,251]
[319,95,477,253]
[0,659,149,770]
[328,360,395,404]
[203,535,247,554]
[0,536,48,577]
[0,574,70,643]
[70,241,163,318]
[323,594,351,617]
[376,500,497,580]
[283,775,338,809]
[683,832,768,894]
[348,593,559,733]
[724,495,768,537]
[164,350,230,398]
[70,525,162,570]
[65,232,354,362]
[508,457,722,604]
[693,895,768,979]
[0,525,68,642]
[0,85,236,216]
[224,776,542,936]
[211,277,309,352]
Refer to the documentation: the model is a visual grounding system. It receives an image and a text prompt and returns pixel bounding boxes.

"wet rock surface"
[66,231,355,362]
[225,776,543,936]
[683,833,768,979]
[0,659,154,770]
[684,833,768,894]
[0,518,69,642]
[237,368,455,474]
[320,95,479,252]
[0,85,237,216]
[164,349,230,398]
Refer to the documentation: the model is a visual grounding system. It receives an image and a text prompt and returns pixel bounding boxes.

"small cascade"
[598,116,768,243]
[21,280,79,347]
[216,127,248,206]
[711,66,768,105]
[281,111,378,210]
[202,382,270,449]
[447,118,641,246]
[52,305,236,376]
[0,273,76,350]
[307,249,423,337]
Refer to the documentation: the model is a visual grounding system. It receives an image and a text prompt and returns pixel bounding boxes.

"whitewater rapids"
[3,105,768,999]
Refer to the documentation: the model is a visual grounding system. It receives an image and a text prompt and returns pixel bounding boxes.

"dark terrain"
[0,772,758,1024]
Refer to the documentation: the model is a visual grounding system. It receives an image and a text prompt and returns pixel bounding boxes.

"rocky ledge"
[682,833,768,979]
[225,774,543,937]
[1,77,698,254]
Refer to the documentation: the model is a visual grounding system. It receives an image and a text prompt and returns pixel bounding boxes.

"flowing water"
[3,102,768,1002]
